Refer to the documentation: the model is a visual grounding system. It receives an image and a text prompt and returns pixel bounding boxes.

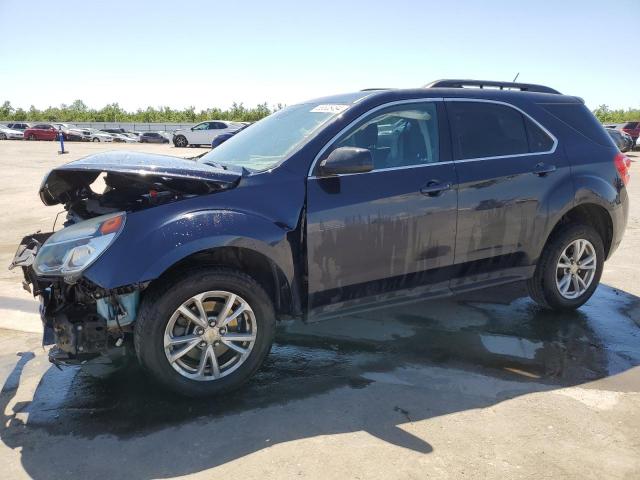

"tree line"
[0,100,279,123]
[592,105,640,124]
[1,100,638,124]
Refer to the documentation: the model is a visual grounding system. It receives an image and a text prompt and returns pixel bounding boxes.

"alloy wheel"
[555,239,597,299]
[164,290,257,382]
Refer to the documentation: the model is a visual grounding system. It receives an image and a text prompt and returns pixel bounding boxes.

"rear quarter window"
[539,103,612,146]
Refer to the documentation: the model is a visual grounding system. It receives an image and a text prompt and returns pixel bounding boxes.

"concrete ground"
[0,140,639,479]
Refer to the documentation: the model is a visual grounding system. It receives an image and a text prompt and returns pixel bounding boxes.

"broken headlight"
[34,212,126,281]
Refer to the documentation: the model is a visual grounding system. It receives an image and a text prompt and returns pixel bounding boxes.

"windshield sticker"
[311,104,349,114]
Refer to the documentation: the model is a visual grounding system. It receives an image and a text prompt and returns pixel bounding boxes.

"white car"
[172,120,243,147]
[80,128,114,142]
[0,125,24,140]
[110,133,139,143]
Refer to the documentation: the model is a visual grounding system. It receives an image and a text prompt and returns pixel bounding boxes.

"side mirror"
[318,147,373,176]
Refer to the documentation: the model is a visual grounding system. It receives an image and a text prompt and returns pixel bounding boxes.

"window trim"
[308,98,444,178]
[307,97,557,178]
[444,98,558,163]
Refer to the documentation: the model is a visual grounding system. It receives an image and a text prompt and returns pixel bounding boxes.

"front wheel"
[92,137,100,142]
[28,134,36,141]
[527,224,604,311]
[0,133,6,140]
[134,268,275,397]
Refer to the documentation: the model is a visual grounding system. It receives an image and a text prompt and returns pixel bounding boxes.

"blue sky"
[0,0,638,111]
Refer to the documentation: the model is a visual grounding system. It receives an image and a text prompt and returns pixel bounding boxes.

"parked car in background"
[620,121,640,141]
[53,123,86,142]
[6,122,32,131]
[173,121,243,147]
[0,124,25,140]
[211,123,251,148]
[23,124,59,141]
[84,128,114,142]
[622,131,635,151]
[140,132,170,144]
[109,132,139,143]
[11,79,630,396]
[607,128,630,152]
[101,128,128,135]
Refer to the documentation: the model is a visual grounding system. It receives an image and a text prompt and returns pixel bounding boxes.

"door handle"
[533,162,556,176]
[420,180,452,197]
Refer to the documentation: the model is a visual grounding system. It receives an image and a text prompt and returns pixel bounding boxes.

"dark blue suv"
[12,79,630,396]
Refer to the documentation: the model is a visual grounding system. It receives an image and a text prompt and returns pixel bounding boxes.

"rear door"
[446,99,569,283]
[306,100,458,311]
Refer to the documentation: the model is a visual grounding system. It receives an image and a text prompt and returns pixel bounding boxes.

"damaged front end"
[10,151,242,366]
[10,224,145,366]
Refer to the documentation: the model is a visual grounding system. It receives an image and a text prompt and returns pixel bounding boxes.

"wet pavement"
[1,282,639,479]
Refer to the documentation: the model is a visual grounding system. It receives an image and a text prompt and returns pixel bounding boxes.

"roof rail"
[424,79,561,95]
[360,88,391,91]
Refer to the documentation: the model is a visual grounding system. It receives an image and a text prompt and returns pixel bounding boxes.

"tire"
[0,133,6,140]
[173,135,188,147]
[527,224,604,311]
[28,134,36,141]
[92,137,100,142]
[134,267,275,397]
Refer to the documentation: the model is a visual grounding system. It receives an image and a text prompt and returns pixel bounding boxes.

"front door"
[306,101,458,312]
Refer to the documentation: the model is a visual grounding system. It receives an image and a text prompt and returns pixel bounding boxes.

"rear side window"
[448,102,530,160]
[539,103,612,146]
[524,117,555,152]
[623,122,639,129]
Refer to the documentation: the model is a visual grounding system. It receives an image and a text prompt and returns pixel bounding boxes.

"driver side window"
[193,123,210,131]
[333,102,439,170]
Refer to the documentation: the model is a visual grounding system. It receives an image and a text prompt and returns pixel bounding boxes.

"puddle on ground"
[2,283,639,439]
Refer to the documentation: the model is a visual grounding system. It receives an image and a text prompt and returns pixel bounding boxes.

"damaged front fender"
[82,207,297,291]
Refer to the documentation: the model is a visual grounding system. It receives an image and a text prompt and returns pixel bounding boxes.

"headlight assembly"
[34,212,126,281]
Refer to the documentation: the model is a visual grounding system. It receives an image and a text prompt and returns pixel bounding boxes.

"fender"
[83,208,296,290]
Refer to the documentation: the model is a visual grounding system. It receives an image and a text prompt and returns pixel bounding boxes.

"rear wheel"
[134,268,275,397]
[92,137,100,142]
[0,133,6,140]
[173,135,188,147]
[527,224,604,311]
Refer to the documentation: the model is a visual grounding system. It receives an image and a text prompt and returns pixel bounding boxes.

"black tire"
[173,135,188,147]
[527,224,604,311]
[134,267,275,397]
[0,133,6,140]
[92,137,100,143]
[28,134,36,141]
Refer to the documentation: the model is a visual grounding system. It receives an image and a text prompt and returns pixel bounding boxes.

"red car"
[621,121,640,141]
[23,124,59,141]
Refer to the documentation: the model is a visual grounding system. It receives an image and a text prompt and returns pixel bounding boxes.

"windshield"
[198,102,350,171]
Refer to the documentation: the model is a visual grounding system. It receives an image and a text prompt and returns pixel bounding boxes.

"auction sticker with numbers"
[310,104,349,114]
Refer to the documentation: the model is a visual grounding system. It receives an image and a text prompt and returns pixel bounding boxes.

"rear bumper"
[607,188,630,259]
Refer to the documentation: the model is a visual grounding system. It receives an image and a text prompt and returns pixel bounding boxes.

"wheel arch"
[543,202,614,259]
[146,245,301,319]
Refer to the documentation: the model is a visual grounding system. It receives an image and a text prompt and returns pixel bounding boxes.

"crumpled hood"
[39,150,242,206]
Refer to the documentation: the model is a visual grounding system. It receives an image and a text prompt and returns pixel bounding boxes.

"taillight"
[614,152,631,186]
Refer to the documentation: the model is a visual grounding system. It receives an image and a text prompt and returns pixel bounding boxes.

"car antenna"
[512,72,520,82]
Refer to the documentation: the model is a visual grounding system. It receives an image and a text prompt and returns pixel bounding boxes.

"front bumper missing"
[10,232,144,366]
